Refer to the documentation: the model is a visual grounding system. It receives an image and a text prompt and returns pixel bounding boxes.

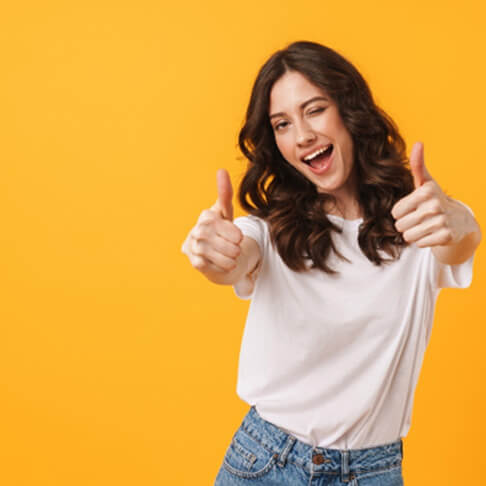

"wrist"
[445,198,481,248]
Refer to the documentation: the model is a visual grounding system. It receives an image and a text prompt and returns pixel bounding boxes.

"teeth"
[303,144,331,161]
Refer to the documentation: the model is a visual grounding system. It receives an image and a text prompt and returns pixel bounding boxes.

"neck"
[323,196,362,220]
[319,165,361,220]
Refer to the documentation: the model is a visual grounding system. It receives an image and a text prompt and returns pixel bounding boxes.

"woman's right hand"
[181,169,245,283]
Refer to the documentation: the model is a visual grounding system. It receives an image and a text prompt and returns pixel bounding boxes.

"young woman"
[182,41,481,486]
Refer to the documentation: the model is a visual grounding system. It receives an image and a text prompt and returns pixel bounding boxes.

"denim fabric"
[215,406,404,486]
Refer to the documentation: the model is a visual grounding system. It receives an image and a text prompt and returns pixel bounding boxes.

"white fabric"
[232,209,475,449]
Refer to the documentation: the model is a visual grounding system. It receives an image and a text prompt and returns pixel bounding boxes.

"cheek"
[342,131,354,157]
[331,120,353,155]
[310,116,329,132]
[275,136,294,161]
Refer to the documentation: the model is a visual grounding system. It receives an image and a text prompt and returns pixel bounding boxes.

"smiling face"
[269,70,360,216]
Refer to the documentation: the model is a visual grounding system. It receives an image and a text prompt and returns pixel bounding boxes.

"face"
[269,70,358,210]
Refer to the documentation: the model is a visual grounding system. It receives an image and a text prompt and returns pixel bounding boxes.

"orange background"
[0,1,484,484]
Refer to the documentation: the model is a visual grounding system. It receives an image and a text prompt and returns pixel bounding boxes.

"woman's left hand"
[391,142,472,248]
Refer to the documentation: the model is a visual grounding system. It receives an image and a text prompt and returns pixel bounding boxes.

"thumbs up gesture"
[391,142,469,248]
[181,169,243,277]
[210,168,235,221]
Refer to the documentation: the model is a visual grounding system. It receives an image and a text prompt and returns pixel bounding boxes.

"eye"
[274,121,289,131]
[308,107,325,115]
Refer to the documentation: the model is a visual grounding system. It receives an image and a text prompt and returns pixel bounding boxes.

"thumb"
[410,141,432,188]
[213,169,234,220]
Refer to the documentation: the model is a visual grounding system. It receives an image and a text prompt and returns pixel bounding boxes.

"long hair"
[238,41,414,273]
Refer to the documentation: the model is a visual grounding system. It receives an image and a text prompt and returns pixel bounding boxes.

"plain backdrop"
[0,0,484,484]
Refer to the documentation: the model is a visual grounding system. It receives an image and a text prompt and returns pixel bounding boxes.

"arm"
[181,169,262,287]
[391,142,482,264]
[431,198,481,265]
[205,235,261,287]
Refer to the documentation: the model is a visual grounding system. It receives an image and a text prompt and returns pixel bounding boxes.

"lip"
[305,145,335,175]
[300,143,332,163]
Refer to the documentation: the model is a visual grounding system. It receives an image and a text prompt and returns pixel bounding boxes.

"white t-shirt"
[232,211,475,449]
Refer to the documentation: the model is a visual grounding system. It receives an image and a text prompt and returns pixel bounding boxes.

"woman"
[181,41,481,485]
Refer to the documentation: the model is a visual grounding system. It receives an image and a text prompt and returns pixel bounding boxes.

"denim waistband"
[241,406,403,477]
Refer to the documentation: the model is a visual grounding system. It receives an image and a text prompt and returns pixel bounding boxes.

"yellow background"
[1,1,484,484]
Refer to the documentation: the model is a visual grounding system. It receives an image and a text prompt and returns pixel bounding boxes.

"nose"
[295,120,316,146]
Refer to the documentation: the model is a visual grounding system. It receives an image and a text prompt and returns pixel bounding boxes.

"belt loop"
[341,449,350,482]
[277,435,296,467]
[400,439,404,459]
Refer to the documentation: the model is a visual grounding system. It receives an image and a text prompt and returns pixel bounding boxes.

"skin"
[268,70,361,219]
[181,169,261,291]
[391,142,482,265]
[182,72,481,290]
[269,70,482,265]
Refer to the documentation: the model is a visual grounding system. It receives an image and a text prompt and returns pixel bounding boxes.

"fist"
[391,142,465,248]
[181,169,243,274]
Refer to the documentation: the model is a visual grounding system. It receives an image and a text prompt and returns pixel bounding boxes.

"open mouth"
[302,144,334,169]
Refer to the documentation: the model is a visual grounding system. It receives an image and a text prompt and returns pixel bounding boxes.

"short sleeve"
[427,200,477,289]
[429,249,475,289]
[232,215,267,300]
[233,215,266,254]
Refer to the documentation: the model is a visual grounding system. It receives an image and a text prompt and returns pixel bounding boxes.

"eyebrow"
[269,96,329,120]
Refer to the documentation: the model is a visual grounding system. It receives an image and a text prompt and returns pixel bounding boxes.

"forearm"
[203,236,261,286]
[431,199,482,265]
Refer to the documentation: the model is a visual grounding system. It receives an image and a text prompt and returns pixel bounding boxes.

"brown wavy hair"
[238,41,415,273]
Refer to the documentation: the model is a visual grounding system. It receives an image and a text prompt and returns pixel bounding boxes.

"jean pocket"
[222,428,278,480]
[354,464,404,486]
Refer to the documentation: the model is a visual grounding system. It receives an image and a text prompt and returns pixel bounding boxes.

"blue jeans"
[215,406,404,485]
